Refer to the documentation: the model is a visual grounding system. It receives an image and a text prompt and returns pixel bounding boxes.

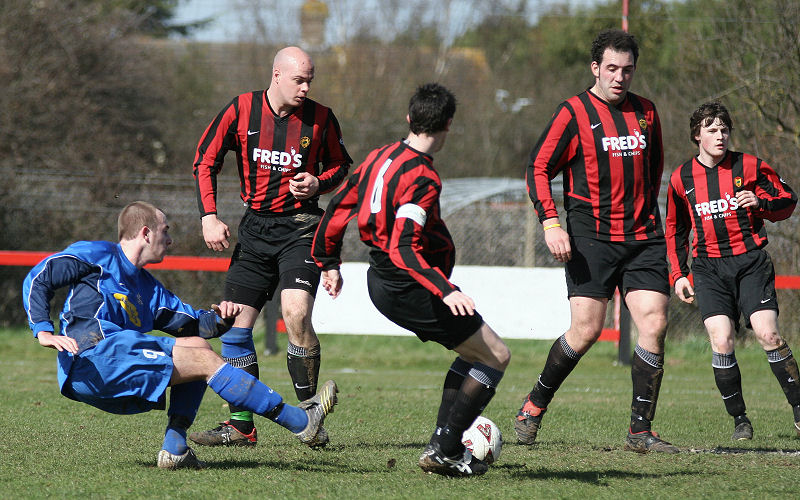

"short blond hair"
[117,201,161,241]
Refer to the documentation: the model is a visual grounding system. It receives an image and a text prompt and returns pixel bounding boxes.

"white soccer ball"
[461,416,502,464]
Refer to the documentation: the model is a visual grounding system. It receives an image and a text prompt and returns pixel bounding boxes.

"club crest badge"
[300,136,311,148]
[639,119,647,130]
[734,177,743,188]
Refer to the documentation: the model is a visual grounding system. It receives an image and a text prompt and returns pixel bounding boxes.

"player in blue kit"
[22,201,338,469]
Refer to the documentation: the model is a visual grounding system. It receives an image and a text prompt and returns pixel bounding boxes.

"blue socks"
[163,380,206,455]
[162,363,313,453]
[208,363,281,415]
[271,404,308,433]
[162,426,188,456]
[220,327,255,360]
[207,363,308,432]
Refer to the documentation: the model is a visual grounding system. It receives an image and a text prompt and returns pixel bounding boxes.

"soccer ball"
[461,416,502,464]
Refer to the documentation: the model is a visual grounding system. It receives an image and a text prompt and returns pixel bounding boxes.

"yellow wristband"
[543,223,561,231]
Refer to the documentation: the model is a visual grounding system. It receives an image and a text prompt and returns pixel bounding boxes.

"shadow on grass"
[688,446,800,456]
[137,457,358,472]
[502,464,705,482]
[338,440,429,450]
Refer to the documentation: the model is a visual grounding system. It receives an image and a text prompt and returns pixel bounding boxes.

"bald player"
[190,46,352,449]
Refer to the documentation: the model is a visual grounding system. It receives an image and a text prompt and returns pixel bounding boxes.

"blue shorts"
[62,331,176,415]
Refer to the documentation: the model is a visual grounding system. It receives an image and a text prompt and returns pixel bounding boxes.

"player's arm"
[289,172,320,200]
[311,170,362,298]
[201,214,231,252]
[312,170,361,268]
[527,106,575,262]
[193,98,239,251]
[151,280,241,339]
[664,175,694,300]
[22,252,98,346]
[746,160,797,222]
[388,177,458,300]
[526,105,574,224]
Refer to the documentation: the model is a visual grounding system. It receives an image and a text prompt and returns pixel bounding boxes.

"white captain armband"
[396,203,427,226]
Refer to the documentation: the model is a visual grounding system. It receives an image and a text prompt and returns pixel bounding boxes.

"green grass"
[2,328,799,499]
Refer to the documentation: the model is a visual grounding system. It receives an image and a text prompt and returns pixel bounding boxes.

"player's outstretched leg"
[198,363,338,449]
[420,357,472,450]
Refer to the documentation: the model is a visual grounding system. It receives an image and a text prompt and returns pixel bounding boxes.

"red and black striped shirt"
[312,141,457,298]
[665,151,796,283]
[526,90,664,241]
[193,91,351,216]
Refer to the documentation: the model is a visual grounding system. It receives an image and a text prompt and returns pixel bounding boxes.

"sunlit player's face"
[275,59,314,109]
[591,48,635,105]
[695,117,730,164]
[145,211,172,263]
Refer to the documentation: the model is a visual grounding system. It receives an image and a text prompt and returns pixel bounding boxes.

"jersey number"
[143,349,166,359]
[369,159,394,214]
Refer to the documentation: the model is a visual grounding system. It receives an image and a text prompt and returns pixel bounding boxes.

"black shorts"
[692,249,778,325]
[224,209,322,310]
[565,236,670,299]
[366,267,483,350]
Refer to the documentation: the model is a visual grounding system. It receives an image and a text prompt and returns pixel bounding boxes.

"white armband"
[396,203,427,226]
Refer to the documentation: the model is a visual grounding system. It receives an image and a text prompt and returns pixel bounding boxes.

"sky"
[171,0,602,46]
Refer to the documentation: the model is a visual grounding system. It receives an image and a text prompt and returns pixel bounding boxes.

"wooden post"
[617,290,632,365]
[263,291,280,356]
[524,207,536,267]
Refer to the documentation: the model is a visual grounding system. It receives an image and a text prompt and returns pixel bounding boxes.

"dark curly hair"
[591,29,639,66]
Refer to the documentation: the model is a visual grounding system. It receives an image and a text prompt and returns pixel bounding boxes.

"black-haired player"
[312,83,510,477]
[519,29,677,453]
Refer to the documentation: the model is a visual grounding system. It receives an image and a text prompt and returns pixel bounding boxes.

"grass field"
[2,327,799,499]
